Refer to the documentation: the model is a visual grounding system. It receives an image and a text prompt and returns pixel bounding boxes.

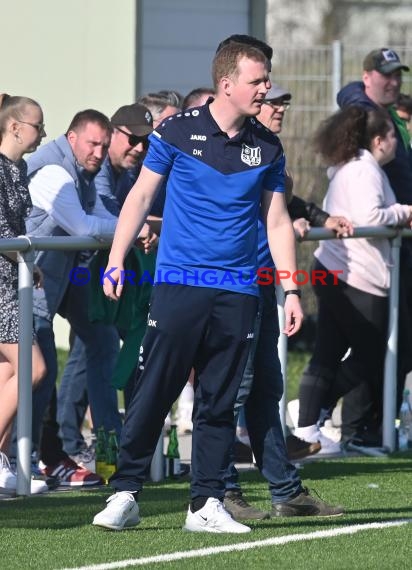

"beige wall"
[1,0,137,141]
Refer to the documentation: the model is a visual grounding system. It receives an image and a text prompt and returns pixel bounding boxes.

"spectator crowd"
[1,36,411,534]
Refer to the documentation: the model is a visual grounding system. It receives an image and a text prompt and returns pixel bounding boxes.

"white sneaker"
[92,491,140,530]
[183,497,251,533]
[316,431,341,455]
[0,451,48,495]
[320,420,341,443]
[294,426,341,456]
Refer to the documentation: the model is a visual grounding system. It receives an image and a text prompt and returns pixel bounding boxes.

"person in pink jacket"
[295,105,412,452]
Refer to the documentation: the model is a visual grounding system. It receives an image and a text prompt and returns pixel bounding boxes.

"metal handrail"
[2,226,411,494]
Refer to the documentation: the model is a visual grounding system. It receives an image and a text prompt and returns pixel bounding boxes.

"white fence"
[1,227,410,495]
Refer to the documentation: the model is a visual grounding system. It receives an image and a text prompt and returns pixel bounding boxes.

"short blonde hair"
[211,42,268,89]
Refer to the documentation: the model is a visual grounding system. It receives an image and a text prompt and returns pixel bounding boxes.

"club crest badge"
[241,144,261,166]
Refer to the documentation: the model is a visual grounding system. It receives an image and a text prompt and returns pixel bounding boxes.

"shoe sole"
[92,518,140,531]
[183,524,251,533]
[58,480,104,487]
[1,484,48,495]
[272,509,344,518]
[0,488,16,496]
[226,512,270,521]
[224,507,270,521]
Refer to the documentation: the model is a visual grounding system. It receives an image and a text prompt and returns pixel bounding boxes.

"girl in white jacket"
[295,106,412,453]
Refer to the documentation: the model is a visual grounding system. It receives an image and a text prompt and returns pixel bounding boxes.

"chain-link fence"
[270,42,412,314]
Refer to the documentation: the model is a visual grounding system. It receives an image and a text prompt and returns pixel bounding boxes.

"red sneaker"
[42,458,104,487]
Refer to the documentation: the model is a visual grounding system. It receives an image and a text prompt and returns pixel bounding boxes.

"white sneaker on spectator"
[320,420,341,443]
[92,491,140,530]
[183,497,251,533]
[0,451,48,495]
[294,425,341,455]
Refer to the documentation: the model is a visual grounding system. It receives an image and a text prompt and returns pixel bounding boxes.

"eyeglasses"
[18,120,46,133]
[262,99,291,110]
[115,127,150,149]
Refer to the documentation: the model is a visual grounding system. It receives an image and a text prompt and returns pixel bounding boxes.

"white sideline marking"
[59,519,411,570]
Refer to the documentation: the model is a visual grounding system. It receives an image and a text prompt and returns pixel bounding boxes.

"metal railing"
[1,226,410,495]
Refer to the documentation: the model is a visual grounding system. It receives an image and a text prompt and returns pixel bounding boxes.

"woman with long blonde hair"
[0,94,47,494]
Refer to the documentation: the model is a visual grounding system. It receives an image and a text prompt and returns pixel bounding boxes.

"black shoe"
[286,434,321,461]
[272,488,344,517]
[343,429,382,448]
[224,490,270,521]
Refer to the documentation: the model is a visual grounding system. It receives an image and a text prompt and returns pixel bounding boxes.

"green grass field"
[10,348,406,569]
[1,453,411,570]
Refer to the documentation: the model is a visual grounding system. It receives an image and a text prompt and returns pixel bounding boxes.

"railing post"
[16,244,34,496]
[382,233,402,452]
[150,435,164,482]
[276,284,288,435]
[332,40,342,111]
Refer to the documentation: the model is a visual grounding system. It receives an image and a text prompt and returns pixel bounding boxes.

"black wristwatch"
[284,289,302,299]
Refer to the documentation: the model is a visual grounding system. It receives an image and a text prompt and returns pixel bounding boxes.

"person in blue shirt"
[214,36,347,521]
[93,40,303,534]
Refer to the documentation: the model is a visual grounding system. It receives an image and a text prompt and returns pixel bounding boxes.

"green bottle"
[165,424,181,478]
[105,430,119,481]
[95,427,107,483]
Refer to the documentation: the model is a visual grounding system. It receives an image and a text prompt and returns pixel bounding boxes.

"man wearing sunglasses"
[94,103,153,215]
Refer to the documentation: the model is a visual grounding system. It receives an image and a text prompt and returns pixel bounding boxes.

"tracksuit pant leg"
[110,284,257,499]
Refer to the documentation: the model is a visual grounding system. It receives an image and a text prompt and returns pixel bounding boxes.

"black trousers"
[110,284,257,499]
[298,261,388,429]
[342,261,412,438]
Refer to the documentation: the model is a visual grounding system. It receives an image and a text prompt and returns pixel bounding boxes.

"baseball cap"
[265,83,292,101]
[111,103,153,136]
[363,48,410,74]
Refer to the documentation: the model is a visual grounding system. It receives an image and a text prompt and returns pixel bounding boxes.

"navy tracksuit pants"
[110,283,257,499]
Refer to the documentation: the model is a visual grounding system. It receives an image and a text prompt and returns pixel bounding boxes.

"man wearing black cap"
[336,48,412,447]
[96,103,154,214]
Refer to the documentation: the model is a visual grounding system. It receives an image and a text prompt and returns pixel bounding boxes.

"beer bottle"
[105,430,119,481]
[95,426,107,483]
[165,424,181,478]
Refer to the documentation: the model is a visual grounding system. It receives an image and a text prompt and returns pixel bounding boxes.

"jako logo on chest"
[190,134,207,141]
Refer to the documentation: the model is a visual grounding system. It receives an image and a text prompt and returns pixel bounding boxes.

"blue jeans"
[57,333,123,454]
[32,281,122,456]
[223,284,302,503]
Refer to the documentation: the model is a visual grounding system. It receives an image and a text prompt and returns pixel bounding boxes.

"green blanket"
[88,248,156,388]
